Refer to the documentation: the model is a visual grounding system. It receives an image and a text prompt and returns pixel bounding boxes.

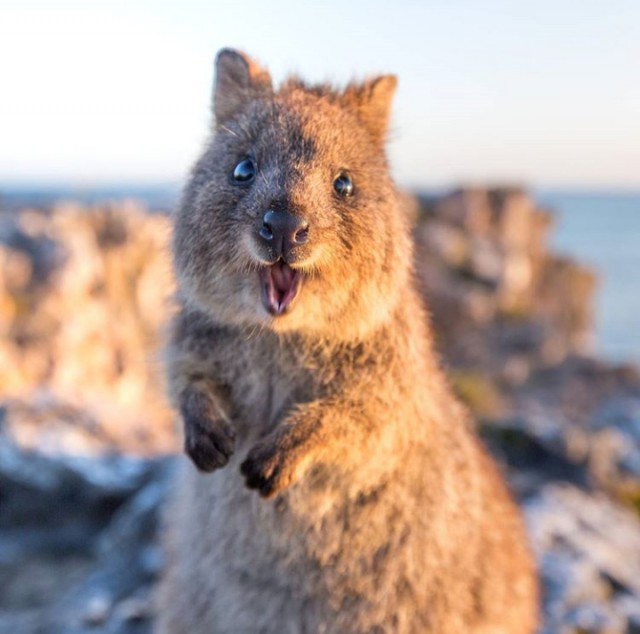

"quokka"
[156,49,539,634]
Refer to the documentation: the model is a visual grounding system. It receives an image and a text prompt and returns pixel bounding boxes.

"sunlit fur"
[157,50,539,634]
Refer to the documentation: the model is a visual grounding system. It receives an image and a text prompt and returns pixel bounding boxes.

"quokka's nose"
[259,210,309,257]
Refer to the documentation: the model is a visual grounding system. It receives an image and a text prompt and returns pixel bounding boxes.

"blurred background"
[0,1,639,632]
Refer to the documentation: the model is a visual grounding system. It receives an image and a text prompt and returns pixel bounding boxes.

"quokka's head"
[174,49,413,340]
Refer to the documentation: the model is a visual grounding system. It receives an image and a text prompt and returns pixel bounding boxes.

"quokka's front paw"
[240,428,306,498]
[181,390,235,472]
[184,416,235,472]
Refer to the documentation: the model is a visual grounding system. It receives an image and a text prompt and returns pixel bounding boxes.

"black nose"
[259,210,309,256]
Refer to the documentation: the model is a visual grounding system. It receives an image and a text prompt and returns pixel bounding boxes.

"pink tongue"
[260,262,300,316]
[271,261,294,293]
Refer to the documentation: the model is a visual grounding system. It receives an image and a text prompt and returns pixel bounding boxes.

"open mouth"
[260,261,302,316]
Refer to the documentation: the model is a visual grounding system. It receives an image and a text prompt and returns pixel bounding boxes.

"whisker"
[219,125,238,138]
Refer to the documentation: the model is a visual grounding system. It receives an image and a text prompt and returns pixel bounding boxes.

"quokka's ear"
[342,75,398,145]
[213,49,272,124]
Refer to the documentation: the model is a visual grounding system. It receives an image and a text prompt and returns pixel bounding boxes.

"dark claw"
[239,457,263,488]
[240,445,285,498]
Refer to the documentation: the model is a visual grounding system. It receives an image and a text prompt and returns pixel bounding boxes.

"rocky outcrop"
[414,188,596,386]
[0,424,172,633]
[526,484,640,634]
[0,202,175,455]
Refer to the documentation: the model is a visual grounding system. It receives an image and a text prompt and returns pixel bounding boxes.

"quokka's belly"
[157,454,537,634]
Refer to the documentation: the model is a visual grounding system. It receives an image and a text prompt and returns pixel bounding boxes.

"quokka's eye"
[232,157,257,184]
[333,171,354,197]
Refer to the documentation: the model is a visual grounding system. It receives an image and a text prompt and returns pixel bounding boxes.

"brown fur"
[156,49,539,633]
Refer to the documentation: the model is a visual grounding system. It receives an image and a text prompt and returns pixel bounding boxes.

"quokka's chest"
[222,343,319,438]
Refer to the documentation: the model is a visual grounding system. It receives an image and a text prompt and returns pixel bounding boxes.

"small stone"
[83,593,112,626]
[115,596,151,623]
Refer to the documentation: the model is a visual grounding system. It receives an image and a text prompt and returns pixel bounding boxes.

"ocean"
[537,191,640,366]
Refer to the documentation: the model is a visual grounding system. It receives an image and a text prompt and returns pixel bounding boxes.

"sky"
[1,0,639,190]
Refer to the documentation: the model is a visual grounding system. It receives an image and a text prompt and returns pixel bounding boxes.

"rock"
[0,432,174,633]
[505,360,640,508]
[480,419,588,498]
[42,461,174,633]
[525,484,640,634]
[414,187,596,379]
[0,203,176,456]
[614,595,640,633]
[586,395,640,504]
